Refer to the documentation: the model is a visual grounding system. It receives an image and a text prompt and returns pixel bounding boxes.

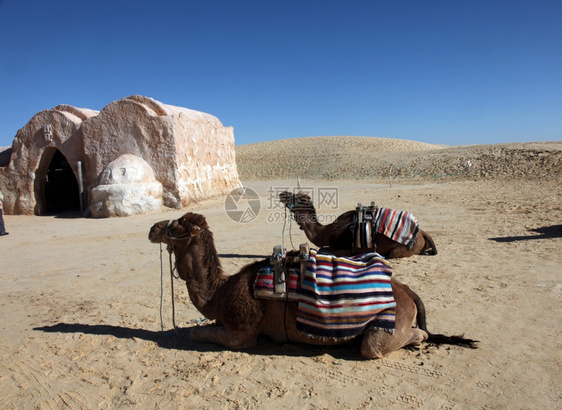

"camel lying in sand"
[149,212,477,359]
[279,191,437,258]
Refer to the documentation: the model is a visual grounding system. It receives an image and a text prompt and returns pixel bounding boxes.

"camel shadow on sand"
[489,224,562,243]
[218,254,267,259]
[33,322,366,360]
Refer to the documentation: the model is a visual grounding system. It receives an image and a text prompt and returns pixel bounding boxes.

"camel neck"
[174,232,226,319]
[293,206,321,226]
[293,208,333,247]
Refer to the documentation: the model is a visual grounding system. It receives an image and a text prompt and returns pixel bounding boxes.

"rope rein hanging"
[281,177,301,252]
[168,245,181,336]
[282,256,292,342]
[162,221,207,336]
[281,205,287,251]
[159,243,165,331]
[159,240,182,336]
[288,207,296,250]
[289,177,300,250]
[168,246,180,279]
[277,179,309,342]
[282,205,297,252]
[281,193,298,252]
[158,218,202,337]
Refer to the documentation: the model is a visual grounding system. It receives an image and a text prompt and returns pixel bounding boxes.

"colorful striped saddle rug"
[254,249,396,340]
[374,207,420,249]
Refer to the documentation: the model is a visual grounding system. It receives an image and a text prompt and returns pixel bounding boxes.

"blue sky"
[0,0,560,148]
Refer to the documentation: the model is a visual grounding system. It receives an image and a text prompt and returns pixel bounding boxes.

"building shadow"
[489,224,562,243]
[52,211,84,219]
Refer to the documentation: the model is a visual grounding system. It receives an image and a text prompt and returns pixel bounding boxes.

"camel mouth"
[148,224,165,243]
[278,191,293,206]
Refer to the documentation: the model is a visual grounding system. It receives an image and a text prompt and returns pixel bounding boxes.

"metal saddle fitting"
[271,243,310,294]
[297,243,310,285]
[352,201,377,254]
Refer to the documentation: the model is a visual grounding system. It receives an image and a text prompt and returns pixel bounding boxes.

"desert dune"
[0,137,560,408]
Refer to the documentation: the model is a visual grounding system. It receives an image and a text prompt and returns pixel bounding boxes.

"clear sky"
[0,0,560,148]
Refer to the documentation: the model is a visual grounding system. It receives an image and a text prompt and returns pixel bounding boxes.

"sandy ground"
[1,140,561,408]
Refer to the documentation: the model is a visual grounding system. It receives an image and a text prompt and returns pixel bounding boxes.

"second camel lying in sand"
[279,191,437,258]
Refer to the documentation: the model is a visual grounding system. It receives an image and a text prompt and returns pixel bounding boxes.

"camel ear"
[191,225,203,235]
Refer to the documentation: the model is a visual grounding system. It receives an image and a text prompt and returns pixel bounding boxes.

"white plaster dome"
[89,154,163,217]
[98,154,158,184]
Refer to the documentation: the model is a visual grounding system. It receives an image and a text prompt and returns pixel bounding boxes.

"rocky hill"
[236,136,561,182]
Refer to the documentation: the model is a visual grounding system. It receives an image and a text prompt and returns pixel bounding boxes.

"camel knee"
[190,325,213,343]
[360,327,430,359]
[360,328,393,359]
[360,339,384,360]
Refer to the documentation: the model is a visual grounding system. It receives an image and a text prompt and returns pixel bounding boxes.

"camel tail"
[425,332,479,349]
[403,284,479,349]
[422,231,438,255]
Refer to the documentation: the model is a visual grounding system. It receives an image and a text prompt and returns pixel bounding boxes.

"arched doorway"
[44,150,80,214]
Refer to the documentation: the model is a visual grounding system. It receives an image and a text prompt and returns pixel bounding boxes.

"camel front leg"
[191,324,259,350]
[387,244,416,259]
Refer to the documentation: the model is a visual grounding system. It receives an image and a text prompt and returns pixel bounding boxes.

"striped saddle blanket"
[254,250,396,340]
[374,207,420,249]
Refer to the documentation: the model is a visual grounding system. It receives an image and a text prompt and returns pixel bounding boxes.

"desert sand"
[0,137,560,408]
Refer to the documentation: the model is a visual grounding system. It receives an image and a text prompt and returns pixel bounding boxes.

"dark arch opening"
[44,150,80,214]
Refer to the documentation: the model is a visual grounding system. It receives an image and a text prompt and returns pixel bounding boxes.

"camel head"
[149,212,209,247]
[278,191,315,213]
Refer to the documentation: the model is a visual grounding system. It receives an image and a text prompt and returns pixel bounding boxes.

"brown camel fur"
[149,212,477,359]
[279,191,438,258]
